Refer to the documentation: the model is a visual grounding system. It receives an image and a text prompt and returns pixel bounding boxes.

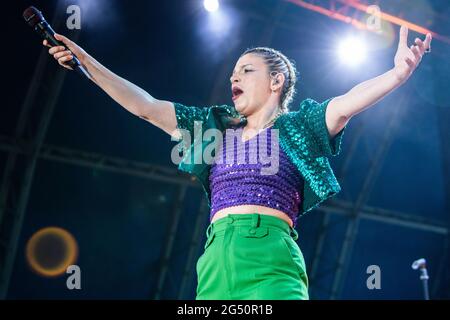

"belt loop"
[206,224,213,238]
[251,213,260,228]
[290,226,299,241]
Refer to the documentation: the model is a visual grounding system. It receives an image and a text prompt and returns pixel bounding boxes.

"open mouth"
[232,87,244,101]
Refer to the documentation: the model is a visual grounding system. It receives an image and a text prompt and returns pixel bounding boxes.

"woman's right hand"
[43,33,88,70]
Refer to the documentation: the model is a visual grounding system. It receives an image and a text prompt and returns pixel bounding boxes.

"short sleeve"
[298,97,346,157]
[173,102,209,139]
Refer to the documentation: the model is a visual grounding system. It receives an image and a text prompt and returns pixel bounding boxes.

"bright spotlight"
[204,0,219,12]
[338,37,367,66]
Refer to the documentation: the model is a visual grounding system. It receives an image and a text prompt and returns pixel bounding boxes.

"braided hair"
[241,47,298,113]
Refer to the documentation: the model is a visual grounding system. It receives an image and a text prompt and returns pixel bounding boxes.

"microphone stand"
[412,258,430,300]
[419,265,430,300]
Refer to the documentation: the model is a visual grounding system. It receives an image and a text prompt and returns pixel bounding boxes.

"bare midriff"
[211,204,294,228]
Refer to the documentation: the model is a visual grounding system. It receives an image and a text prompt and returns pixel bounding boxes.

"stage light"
[338,37,367,66]
[204,0,219,12]
[196,0,238,63]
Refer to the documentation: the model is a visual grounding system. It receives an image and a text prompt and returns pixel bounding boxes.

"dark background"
[2,0,449,299]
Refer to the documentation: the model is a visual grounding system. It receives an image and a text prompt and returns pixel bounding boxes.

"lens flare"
[26,227,78,277]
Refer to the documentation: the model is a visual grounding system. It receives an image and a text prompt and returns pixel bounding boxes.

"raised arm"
[325,26,432,138]
[44,34,180,139]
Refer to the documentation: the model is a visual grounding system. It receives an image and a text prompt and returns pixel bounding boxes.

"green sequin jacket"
[173,98,346,217]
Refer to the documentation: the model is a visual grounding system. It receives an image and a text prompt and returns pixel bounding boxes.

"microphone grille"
[23,6,45,27]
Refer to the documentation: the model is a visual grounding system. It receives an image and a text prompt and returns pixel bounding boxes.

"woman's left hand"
[393,25,432,82]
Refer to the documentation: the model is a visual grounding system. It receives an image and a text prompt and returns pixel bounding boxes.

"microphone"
[411,258,430,300]
[411,258,426,270]
[23,6,91,79]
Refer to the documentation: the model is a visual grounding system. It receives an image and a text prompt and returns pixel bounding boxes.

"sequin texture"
[173,98,346,220]
[209,127,303,227]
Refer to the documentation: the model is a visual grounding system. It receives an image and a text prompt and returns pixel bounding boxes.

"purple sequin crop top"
[209,127,303,227]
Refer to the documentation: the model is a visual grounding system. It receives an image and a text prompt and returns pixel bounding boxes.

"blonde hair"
[241,47,298,113]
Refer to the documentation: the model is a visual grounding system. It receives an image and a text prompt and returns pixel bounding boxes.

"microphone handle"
[35,21,91,79]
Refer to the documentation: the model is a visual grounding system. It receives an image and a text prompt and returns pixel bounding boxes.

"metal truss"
[1,0,449,300]
[1,133,447,298]
[0,0,82,298]
[284,0,450,43]
[281,0,450,299]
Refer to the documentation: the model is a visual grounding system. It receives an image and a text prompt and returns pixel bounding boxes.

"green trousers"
[196,213,309,300]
